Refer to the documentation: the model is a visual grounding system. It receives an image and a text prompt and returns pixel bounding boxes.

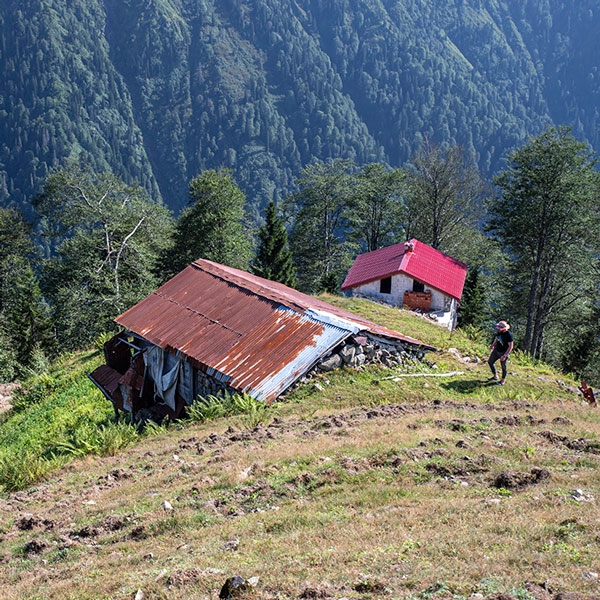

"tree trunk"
[524,202,549,354]
[524,259,541,354]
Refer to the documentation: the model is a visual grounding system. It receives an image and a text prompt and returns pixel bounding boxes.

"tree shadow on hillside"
[441,379,493,394]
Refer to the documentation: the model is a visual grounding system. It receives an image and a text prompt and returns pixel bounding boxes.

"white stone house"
[341,239,468,330]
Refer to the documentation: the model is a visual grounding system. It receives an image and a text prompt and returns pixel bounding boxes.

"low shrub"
[186,391,272,427]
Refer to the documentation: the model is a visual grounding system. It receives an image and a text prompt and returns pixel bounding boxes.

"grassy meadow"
[0,296,599,600]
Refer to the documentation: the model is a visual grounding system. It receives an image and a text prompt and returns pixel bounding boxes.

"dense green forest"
[2,127,599,387]
[1,0,599,214]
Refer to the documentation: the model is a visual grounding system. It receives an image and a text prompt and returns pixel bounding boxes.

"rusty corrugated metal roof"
[115,259,433,402]
[212,306,354,400]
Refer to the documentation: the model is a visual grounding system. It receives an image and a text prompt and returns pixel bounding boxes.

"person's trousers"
[488,349,508,380]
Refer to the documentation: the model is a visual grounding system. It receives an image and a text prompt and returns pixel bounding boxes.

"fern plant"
[186,391,271,427]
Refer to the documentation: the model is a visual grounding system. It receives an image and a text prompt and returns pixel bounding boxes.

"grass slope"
[1,297,599,600]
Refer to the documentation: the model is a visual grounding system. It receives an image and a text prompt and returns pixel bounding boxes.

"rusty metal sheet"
[225,308,358,402]
[212,306,355,402]
[88,365,122,396]
[87,364,125,411]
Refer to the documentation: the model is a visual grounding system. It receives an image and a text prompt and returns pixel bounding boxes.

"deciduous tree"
[404,141,485,256]
[161,169,253,278]
[34,163,173,349]
[349,163,406,252]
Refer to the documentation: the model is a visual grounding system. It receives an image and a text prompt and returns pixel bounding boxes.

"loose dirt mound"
[492,468,552,490]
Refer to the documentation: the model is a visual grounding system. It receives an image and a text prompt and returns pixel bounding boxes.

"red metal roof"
[114,259,433,401]
[341,239,468,301]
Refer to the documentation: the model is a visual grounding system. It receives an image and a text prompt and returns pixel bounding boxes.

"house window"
[412,280,425,293]
[380,277,392,294]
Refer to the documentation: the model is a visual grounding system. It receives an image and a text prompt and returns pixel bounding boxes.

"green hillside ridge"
[2,0,599,215]
[1,297,599,599]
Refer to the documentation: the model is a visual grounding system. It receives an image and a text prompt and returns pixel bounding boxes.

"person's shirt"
[494,330,513,354]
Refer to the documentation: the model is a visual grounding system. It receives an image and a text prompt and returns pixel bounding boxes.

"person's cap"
[495,320,509,330]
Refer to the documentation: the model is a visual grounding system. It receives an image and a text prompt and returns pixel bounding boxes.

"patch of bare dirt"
[425,453,495,479]
[299,584,338,598]
[492,467,552,490]
[554,595,600,600]
[538,430,600,454]
[15,514,55,531]
[524,581,554,600]
[496,414,546,426]
[23,539,50,555]
[168,568,205,587]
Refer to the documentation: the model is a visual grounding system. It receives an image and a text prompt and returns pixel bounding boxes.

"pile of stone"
[316,334,428,373]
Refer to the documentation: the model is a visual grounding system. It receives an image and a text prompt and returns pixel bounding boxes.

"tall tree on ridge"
[287,159,356,294]
[490,126,600,359]
[0,207,33,315]
[404,141,485,256]
[0,207,54,379]
[349,163,406,253]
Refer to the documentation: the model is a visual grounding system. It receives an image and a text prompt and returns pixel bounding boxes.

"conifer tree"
[287,159,356,294]
[0,207,55,378]
[2,263,55,370]
[0,207,33,315]
[457,268,486,329]
[252,200,296,287]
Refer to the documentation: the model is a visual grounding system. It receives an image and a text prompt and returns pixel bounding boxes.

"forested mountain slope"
[1,0,599,215]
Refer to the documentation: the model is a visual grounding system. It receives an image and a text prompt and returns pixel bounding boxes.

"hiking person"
[487,320,514,386]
